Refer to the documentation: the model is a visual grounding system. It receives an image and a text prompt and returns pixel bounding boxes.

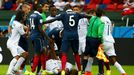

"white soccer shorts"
[7,42,25,57]
[103,42,116,56]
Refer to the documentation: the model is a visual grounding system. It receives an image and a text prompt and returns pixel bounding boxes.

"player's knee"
[15,55,20,60]
[109,56,117,64]
[83,56,88,60]
[22,52,29,58]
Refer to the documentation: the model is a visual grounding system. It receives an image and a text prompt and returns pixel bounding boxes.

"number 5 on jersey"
[69,15,75,26]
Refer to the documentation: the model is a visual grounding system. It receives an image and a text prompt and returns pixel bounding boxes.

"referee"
[82,8,105,75]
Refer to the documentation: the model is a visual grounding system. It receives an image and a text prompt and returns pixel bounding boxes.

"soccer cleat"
[122,73,127,75]
[106,70,111,75]
[84,71,92,75]
[44,70,54,75]
[78,71,82,75]
[24,70,30,75]
[42,70,47,75]
[29,72,35,75]
[61,70,65,75]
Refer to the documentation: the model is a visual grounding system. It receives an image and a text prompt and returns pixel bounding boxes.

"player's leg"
[104,42,127,75]
[13,46,28,73]
[31,38,41,73]
[19,37,29,73]
[82,37,91,74]
[72,39,81,75]
[61,40,69,75]
[97,59,104,75]
[6,43,18,74]
[84,37,102,75]
[84,57,93,75]
[104,55,111,75]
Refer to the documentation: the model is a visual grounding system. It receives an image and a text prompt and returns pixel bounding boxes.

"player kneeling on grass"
[6,10,29,75]
[45,59,73,75]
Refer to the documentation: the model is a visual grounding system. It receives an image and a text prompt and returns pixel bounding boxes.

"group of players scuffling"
[6,2,127,75]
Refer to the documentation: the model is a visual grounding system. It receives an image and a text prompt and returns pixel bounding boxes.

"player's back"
[29,11,43,40]
[61,11,81,32]
[101,16,115,43]
[8,20,25,45]
[57,10,85,40]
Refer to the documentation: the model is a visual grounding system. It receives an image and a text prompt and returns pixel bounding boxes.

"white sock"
[13,57,25,71]
[85,57,93,72]
[7,58,17,74]
[114,62,126,74]
[19,70,23,75]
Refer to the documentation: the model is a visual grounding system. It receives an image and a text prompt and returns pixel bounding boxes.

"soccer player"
[46,59,73,74]
[44,4,91,75]
[8,3,31,75]
[29,2,51,74]
[46,5,63,57]
[6,10,29,75]
[83,8,105,75]
[101,10,127,75]
[72,5,88,55]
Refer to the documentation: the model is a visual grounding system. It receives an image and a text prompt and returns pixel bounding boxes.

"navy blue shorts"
[84,37,101,57]
[19,36,28,51]
[61,39,79,54]
[32,38,45,54]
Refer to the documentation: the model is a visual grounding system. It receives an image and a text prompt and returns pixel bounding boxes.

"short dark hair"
[64,4,72,11]
[15,10,25,22]
[95,8,104,17]
[49,4,56,10]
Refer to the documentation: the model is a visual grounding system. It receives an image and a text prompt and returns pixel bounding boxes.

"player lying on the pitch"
[45,59,73,75]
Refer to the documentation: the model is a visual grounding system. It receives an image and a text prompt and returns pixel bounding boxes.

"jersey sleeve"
[55,14,63,21]
[9,15,16,26]
[37,16,43,26]
[17,24,25,35]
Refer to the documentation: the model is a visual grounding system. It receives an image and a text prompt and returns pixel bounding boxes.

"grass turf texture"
[0,65,133,75]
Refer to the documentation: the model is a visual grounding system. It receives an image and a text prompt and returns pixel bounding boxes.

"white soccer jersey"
[78,18,88,54]
[101,16,115,43]
[7,20,25,45]
[46,59,72,73]
[7,20,25,57]
[46,15,63,32]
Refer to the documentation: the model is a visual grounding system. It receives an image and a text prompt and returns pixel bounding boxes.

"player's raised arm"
[43,14,63,24]
[43,18,57,24]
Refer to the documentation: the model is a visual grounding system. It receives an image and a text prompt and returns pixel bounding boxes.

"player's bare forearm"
[8,26,11,34]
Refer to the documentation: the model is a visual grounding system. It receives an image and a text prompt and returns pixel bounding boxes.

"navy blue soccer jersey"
[29,11,43,40]
[55,10,85,40]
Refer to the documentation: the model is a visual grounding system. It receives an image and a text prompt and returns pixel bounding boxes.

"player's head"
[88,9,96,16]
[41,2,49,12]
[95,8,104,17]
[36,2,49,13]
[15,10,25,23]
[22,2,31,15]
[64,4,72,11]
[72,5,81,13]
[49,5,57,17]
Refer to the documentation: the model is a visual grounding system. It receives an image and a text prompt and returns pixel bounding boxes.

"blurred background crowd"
[0,0,133,11]
[0,0,134,38]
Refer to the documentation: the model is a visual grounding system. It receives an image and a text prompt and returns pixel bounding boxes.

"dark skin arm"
[38,25,50,41]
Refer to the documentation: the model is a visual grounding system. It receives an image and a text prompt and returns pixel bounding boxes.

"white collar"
[66,9,73,12]
[34,11,42,16]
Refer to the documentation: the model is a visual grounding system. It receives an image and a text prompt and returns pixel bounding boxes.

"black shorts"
[84,37,101,57]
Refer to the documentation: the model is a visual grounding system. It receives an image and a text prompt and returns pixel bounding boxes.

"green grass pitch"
[0,65,133,75]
